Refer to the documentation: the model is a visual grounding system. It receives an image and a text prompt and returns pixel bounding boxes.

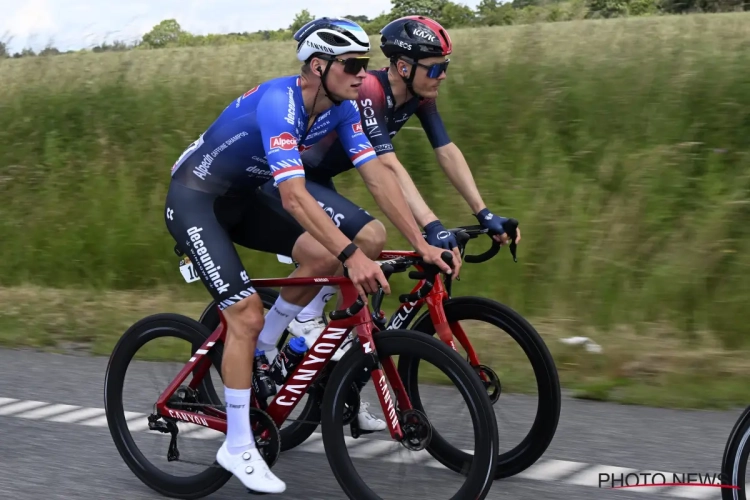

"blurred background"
[2,2,750,499]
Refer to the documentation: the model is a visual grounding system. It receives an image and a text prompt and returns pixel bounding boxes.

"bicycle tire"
[198,290,324,453]
[104,313,231,499]
[320,328,499,500]
[404,296,561,479]
[721,405,750,500]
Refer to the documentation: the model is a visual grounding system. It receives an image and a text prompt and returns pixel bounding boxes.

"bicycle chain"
[153,406,285,469]
[164,401,321,425]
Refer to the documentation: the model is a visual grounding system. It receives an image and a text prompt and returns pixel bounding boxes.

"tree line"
[1,0,747,58]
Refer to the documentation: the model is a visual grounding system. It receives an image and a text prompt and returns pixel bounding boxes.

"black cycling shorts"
[258,177,375,243]
[164,180,305,310]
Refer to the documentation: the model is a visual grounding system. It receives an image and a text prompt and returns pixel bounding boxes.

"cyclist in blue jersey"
[258,16,522,433]
[164,17,455,494]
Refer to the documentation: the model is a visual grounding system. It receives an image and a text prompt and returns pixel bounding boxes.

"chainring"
[250,407,281,468]
[400,409,432,451]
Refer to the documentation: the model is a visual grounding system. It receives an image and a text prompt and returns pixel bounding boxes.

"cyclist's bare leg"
[255,231,340,356]
[216,292,286,493]
[221,293,265,391]
[285,231,341,304]
[285,220,388,431]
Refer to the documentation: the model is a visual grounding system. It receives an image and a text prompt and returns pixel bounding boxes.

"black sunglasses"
[320,55,370,75]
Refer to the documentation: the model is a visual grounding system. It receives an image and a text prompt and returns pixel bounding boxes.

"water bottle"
[269,337,308,387]
[253,349,276,399]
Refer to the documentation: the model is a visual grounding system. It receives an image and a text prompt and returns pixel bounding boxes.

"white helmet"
[294,17,370,62]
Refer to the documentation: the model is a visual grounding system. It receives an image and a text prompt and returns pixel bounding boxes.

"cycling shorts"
[258,177,375,242]
[165,180,304,310]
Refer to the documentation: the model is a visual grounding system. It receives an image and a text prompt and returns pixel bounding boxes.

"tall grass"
[1,14,750,348]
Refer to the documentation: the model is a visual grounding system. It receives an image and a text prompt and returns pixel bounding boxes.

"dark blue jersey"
[300,68,451,180]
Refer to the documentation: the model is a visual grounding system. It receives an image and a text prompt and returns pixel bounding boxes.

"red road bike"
[197,221,561,480]
[104,252,500,500]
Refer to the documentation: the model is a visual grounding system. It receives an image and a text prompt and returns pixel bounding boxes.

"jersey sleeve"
[356,75,395,156]
[415,98,451,149]
[335,99,377,168]
[256,84,305,185]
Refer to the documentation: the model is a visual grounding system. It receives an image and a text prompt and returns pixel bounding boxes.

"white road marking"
[0,400,48,415]
[517,458,589,481]
[0,396,731,498]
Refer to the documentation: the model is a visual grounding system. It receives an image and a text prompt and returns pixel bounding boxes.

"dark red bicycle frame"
[378,250,482,368]
[153,273,411,441]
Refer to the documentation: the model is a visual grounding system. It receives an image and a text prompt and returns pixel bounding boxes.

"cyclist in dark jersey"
[164,17,454,494]
[258,17,522,391]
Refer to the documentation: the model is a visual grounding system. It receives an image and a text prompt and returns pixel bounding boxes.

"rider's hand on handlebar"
[420,243,462,280]
[344,248,390,302]
[475,208,522,246]
[496,226,521,246]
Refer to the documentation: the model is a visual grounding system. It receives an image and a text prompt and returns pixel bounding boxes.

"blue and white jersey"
[171,75,376,194]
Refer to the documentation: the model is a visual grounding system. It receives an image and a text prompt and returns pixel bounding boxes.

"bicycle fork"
[354,321,411,442]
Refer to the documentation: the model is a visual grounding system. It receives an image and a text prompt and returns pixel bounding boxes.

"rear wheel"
[198,290,323,452]
[104,313,231,499]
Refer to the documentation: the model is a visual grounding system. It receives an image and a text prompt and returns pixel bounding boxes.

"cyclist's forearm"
[278,180,355,257]
[362,167,431,253]
[435,143,487,214]
[383,158,437,227]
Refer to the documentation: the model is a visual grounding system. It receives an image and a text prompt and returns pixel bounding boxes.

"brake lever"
[502,218,519,263]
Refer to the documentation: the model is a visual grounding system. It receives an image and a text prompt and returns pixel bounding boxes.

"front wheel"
[406,296,561,479]
[320,328,499,500]
[721,405,750,500]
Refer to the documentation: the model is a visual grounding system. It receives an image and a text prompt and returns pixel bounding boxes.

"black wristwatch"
[338,242,359,264]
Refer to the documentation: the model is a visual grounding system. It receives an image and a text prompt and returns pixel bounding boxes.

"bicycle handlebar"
[447,218,519,264]
[328,249,454,320]
[328,217,519,319]
[328,261,396,320]
[456,219,518,264]
[398,250,453,304]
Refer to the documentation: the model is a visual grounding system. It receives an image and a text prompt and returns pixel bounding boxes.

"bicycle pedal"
[246,489,268,496]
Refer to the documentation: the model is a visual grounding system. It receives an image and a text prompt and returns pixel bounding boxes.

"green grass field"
[1,13,750,408]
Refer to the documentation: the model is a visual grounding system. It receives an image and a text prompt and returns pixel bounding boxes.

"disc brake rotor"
[475,364,501,404]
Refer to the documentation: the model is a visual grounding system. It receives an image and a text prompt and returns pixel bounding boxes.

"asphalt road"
[0,347,744,500]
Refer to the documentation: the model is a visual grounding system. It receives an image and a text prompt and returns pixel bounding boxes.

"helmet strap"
[395,57,424,101]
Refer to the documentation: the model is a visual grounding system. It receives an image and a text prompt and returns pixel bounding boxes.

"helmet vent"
[318,32,349,46]
[439,29,450,46]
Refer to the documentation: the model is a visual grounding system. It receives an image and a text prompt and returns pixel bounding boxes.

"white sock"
[257,296,304,349]
[256,345,278,362]
[224,387,253,454]
[296,286,337,322]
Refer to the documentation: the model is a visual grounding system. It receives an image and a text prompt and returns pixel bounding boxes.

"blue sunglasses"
[404,57,450,79]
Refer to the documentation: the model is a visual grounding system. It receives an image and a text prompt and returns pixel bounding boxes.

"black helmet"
[379,16,453,61]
